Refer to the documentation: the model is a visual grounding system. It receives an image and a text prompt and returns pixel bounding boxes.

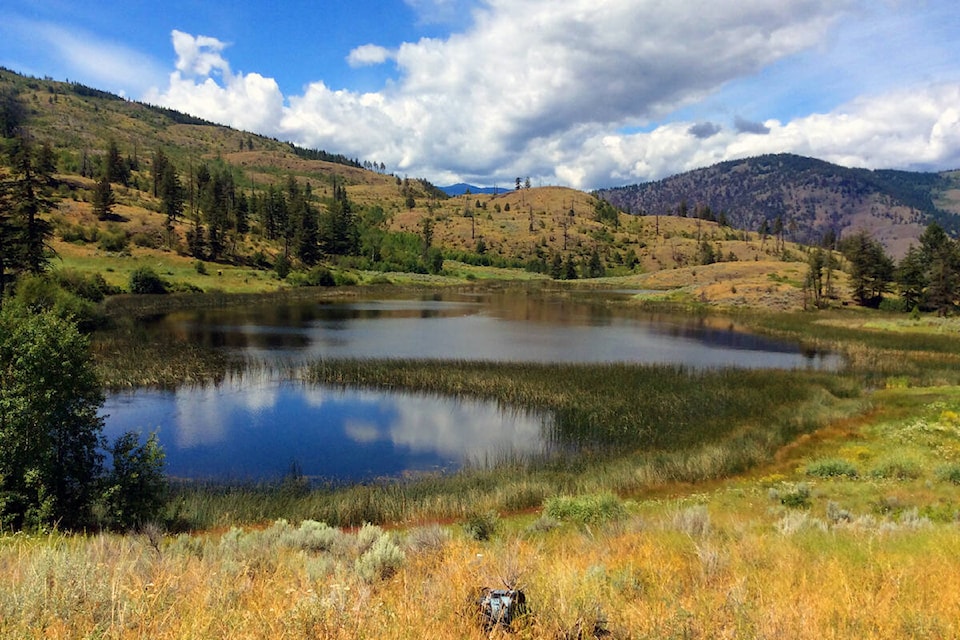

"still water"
[103,374,547,483]
[102,289,839,482]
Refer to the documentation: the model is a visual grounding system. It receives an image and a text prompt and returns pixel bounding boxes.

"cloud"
[145,1,960,189]
[171,30,231,78]
[689,122,723,139]
[404,0,478,26]
[734,116,771,135]
[0,16,166,96]
[347,44,394,68]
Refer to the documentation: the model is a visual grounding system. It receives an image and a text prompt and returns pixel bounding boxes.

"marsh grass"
[151,359,865,530]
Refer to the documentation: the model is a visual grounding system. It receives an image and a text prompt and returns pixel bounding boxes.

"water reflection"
[101,371,548,483]
[111,290,841,482]
[140,290,839,369]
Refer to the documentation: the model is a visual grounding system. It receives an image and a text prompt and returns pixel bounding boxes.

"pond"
[102,288,839,482]
[102,373,548,484]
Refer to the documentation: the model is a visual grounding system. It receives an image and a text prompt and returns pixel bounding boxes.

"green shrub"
[772,483,811,509]
[355,533,405,582]
[463,510,500,541]
[282,520,342,552]
[805,458,858,478]
[935,464,960,485]
[274,254,291,279]
[356,522,385,554]
[97,228,129,253]
[333,271,358,286]
[129,267,168,294]
[131,232,160,249]
[303,266,336,287]
[100,431,167,531]
[544,493,627,527]
[54,269,118,302]
[869,456,922,480]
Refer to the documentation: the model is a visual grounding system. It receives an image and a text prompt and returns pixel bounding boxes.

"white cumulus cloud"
[144,0,960,189]
[347,44,394,67]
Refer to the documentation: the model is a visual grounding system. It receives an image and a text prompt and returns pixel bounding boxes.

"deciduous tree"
[0,306,104,529]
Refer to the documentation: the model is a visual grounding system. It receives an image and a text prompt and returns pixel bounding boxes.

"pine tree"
[92,174,115,220]
[6,135,55,276]
[843,231,894,308]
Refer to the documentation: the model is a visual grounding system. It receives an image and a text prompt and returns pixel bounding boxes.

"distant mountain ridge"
[439,183,507,196]
[597,154,960,258]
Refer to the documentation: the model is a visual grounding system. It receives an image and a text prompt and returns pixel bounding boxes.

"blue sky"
[2,0,959,189]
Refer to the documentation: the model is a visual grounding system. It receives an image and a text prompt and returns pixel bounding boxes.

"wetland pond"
[102,289,839,483]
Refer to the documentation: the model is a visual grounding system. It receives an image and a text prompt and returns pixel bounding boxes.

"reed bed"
[157,360,867,530]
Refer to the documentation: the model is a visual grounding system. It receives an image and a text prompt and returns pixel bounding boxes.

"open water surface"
[102,289,839,482]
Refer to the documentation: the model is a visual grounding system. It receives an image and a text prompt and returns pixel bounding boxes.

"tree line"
[811,223,960,314]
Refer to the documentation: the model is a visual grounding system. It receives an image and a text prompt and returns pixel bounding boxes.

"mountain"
[597,154,960,258]
[439,183,507,196]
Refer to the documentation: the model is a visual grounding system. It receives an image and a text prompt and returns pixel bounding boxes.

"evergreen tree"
[151,149,169,198]
[587,248,605,278]
[287,176,320,265]
[6,135,55,276]
[549,253,563,279]
[419,217,434,261]
[0,86,26,138]
[92,174,115,221]
[104,140,129,186]
[843,231,894,308]
[160,164,184,224]
[896,245,928,311]
[805,247,826,308]
[320,179,358,255]
[918,222,960,315]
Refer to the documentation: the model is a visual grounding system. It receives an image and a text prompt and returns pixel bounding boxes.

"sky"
[2,0,959,190]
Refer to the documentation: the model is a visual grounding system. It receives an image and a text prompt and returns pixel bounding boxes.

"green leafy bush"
[935,464,960,485]
[463,510,500,541]
[129,267,168,294]
[0,307,104,530]
[805,458,859,478]
[11,273,99,327]
[97,228,129,253]
[100,431,167,531]
[544,493,627,526]
[282,520,342,552]
[771,483,812,509]
[869,456,922,480]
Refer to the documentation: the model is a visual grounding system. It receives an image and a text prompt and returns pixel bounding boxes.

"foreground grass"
[4,387,960,639]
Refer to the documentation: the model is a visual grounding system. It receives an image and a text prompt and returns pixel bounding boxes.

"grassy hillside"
[2,68,862,310]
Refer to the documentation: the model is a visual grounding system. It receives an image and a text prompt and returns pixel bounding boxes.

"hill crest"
[597,153,960,258]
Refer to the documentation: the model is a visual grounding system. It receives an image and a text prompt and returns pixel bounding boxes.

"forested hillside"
[597,154,960,258]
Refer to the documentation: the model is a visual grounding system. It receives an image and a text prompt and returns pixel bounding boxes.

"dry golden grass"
[4,389,960,639]
[3,490,959,639]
